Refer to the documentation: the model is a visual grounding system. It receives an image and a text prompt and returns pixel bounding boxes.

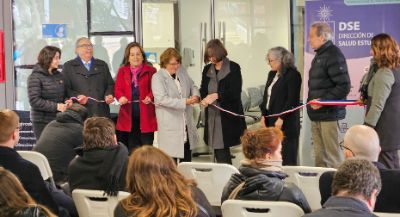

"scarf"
[130,64,143,87]
[240,158,283,172]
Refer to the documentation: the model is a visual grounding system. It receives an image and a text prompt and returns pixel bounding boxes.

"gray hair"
[311,22,333,41]
[267,46,295,73]
[332,159,381,201]
[75,37,90,48]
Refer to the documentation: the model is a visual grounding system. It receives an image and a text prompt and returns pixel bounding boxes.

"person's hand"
[77,95,88,105]
[190,96,200,104]
[118,96,129,105]
[274,117,283,129]
[310,98,322,110]
[201,93,218,106]
[201,99,209,107]
[65,99,73,107]
[142,96,152,104]
[105,95,114,104]
[260,116,266,128]
[57,103,67,112]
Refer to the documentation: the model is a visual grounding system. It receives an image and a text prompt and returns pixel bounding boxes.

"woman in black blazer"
[200,39,246,164]
[260,46,302,165]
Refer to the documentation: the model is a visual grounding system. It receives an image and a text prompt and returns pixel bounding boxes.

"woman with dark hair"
[365,33,400,169]
[0,166,56,217]
[114,42,157,151]
[152,48,200,162]
[114,146,214,217]
[28,45,66,140]
[260,46,302,165]
[200,39,246,164]
[221,128,311,213]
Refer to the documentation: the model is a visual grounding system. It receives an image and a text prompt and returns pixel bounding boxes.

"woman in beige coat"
[151,48,200,162]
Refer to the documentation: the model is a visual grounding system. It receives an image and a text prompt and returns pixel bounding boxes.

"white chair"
[221,200,304,217]
[374,213,400,217]
[283,165,336,211]
[72,189,130,217]
[18,150,56,187]
[177,162,239,206]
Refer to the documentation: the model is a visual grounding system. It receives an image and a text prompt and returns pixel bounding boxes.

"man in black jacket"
[0,109,76,217]
[63,37,114,118]
[34,103,88,184]
[307,22,351,168]
[305,159,381,217]
[320,125,400,213]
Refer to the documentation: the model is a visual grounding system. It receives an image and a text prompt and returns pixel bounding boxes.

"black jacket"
[260,68,302,137]
[33,110,84,183]
[114,187,215,217]
[304,196,377,217]
[15,206,50,217]
[68,144,128,194]
[221,165,311,213]
[27,65,65,124]
[62,57,114,118]
[319,162,400,213]
[307,40,351,121]
[0,147,60,215]
[200,61,246,148]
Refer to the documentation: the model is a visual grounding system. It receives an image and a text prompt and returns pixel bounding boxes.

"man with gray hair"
[320,125,400,212]
[62,37,114,118]
[304,159,381,217]
[307,22,351,168]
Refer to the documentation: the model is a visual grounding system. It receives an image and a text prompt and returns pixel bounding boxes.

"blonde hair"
[121,146,198,217]
[0,167,56,217]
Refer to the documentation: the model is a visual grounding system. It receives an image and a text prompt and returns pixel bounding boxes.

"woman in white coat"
[151,48,200,162]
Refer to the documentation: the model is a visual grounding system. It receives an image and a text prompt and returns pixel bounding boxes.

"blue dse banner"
[42,24,67,38]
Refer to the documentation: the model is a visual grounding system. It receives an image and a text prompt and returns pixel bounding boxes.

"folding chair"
[18,150,56,188]
[177,162,239,206]
[72,189,130,217]
[283,165,336,211]
[221,200,304,217]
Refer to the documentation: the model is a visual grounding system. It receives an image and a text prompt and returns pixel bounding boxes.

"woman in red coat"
[114,42,157,151]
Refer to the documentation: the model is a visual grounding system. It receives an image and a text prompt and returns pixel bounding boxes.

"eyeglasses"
[167,62,180,66]
[339,141,356,157]
[268,59,278,63]
[78,44,93,49]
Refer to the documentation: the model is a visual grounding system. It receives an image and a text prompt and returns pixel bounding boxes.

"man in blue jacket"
[307,22,351,168]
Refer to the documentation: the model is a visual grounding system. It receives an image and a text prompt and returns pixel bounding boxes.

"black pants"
[32,121,48,140]
[379,150,400,169]
[117,117,154,153]
[214,148,232,164]
[282,136,299,166]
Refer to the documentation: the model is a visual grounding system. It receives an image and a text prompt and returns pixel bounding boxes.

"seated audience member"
[114,145,215,217]
[34,103,88,184]
[221,127,311,213]
[0,109,77,217]
[0,166,56,217]
[304,159,381,217]
[68,117,128,195]
[320,125,400,212]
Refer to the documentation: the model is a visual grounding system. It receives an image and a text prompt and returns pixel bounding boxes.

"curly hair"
[0,167,55,217]
[332,158,381,200]
[241,127,284,160]
[371,33,400,69]
[121,146,198,217]
[160,48,182,68]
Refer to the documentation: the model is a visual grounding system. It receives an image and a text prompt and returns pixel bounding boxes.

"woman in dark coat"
[114,42,157,151]
[260,46,302,165]
[221,127,311,213]
[27,46,66,140]
[200,39,246,164]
